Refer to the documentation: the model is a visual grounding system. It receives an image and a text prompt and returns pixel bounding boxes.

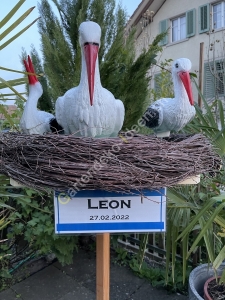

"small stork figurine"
[142,58,195,137]
[20,56,63,134]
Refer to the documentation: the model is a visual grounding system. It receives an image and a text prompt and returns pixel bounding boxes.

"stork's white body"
[20,82,54,134]
[150,77,195,136]
[55,22,124,138]
[143,58,196,137]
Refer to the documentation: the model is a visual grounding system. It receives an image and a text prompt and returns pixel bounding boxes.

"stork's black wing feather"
[142,108,159,128]
[49,118,64,134]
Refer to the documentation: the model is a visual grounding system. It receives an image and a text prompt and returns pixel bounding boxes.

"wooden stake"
[96,233,110,300]
[198,42,204,108]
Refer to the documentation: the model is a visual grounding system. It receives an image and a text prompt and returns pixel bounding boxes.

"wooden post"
[198,42,204,108]
[96,233,110,300]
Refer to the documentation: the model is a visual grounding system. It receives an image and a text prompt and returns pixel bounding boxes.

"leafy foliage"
[181,78,225,283]
[0,1,42,131]
[185,79,225,157]
[109,32,166,129]
[0,186,79,290]
[113,247,190,294]
[0,1,39,103]
[163,73,225,284]
[150,59,174,102]
[37,0,76,100]
[167,181,225,280]
[0,1,39,51]
[1,188,78,267]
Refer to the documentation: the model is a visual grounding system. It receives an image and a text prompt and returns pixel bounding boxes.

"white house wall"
[133,0,225,102]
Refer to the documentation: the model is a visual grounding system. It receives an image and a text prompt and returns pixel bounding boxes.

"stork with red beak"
[20,56,63,134]
[55,21,125,137]
[142,58,195,137]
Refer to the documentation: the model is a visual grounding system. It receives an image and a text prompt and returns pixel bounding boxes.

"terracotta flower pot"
[204,277,212,300]
[204,276,220,300]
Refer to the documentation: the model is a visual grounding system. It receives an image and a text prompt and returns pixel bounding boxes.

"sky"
[0,0,142,104]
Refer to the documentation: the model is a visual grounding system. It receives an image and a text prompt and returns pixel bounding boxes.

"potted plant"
[189,264,225,300]
[180,82,225,299]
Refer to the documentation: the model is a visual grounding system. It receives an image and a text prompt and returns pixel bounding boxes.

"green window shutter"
[215,61,225,96]
[154,73,161,93]
[199,4,209,33]
[159,19,168,46]
[186,9,196,37]
[204,62,215,98]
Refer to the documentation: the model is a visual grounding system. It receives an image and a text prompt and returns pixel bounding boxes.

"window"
[159,9,196,45]
[199,3,225,33]
[172,15,186,42]
[213,2,225,29]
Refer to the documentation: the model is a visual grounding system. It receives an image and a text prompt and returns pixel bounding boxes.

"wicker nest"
[0,132,221,193]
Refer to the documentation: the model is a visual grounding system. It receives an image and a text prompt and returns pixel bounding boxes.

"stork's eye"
[175,63,179,68]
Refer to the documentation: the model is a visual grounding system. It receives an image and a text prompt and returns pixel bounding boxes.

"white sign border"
[54,188,166,234]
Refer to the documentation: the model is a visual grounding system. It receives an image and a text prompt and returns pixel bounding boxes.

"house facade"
[127,0,225,102]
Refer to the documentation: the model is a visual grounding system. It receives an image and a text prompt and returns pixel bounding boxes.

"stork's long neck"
[24,84,41,113]
[173,72,189,104]
[80,49,102,90]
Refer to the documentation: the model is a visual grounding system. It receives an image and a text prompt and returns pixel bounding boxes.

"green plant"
[0,0,40,125]
[164,76,225,287]
[186,78,225,157]
[166,180,225,279]
[1,189,78,265]
[129,257,189,294]
[113,247,129,266]
[150,58,174,101]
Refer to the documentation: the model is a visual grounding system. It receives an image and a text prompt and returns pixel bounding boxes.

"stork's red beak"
[84,42,99,106]
[24,55,38,85]
[178,71,194,105]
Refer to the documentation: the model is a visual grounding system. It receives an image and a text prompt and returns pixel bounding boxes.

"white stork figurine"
[20,56,63,134]
[55,21,125,137]
[142,58,195,137]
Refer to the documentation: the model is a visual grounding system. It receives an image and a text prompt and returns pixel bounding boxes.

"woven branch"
[0,133,221,193]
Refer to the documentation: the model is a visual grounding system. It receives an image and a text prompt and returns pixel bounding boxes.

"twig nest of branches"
[0,133,221,193]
